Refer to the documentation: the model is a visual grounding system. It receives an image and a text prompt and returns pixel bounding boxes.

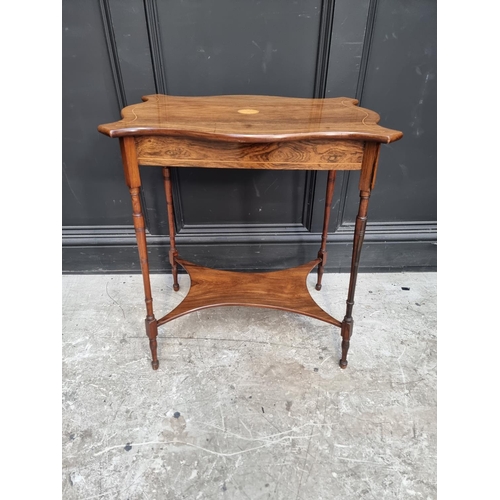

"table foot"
[172,265,180,291]
[340,320,352,369]
[315,258,325,292]
[339,338,350,368]
[146,317,159,370]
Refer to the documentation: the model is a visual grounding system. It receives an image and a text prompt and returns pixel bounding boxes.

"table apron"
[135,136,364,170]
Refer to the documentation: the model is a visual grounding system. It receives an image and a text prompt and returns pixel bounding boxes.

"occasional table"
[98,94,403,370]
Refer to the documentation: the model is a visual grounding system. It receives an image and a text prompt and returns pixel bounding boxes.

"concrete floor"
[62,271,436,500]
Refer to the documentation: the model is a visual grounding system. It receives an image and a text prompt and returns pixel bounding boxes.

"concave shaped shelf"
[156,258,342,328]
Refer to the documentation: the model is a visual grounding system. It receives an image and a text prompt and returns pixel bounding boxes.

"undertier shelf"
[156,257,342,328]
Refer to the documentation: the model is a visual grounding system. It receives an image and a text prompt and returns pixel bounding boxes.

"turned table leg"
[163,167,180,292]
[129,187,159,370]
[316,170,336,291]
[340,189,370,368]
[121,137,159,370]
[339,142,380,369]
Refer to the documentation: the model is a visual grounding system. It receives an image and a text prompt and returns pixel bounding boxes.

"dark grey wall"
[62,0,436,273]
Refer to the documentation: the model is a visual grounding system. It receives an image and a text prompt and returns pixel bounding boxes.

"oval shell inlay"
[237,108,259,115]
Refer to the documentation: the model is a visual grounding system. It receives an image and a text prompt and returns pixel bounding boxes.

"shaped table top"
[98,94,403,144]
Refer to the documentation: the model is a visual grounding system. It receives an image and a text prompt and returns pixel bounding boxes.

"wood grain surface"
[135,136,364,170]
[156,258,342,327]
[101,95,405,371]
[98,94,403,143]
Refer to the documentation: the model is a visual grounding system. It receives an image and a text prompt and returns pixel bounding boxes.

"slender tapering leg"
[120,137,159,370]
[163,167,180,291]
[339,190,370,368]
[339,142,380,369]
[316,170,336,291]
[129,187,159,369]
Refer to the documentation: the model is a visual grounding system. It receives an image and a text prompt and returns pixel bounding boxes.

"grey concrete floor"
[62,271,436,500]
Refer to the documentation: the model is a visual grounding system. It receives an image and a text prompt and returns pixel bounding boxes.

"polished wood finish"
[136,136,363,170]
[129,185,158,370]
[162,167,179,292]
[157,258,342,328]
[120,136,159,370]
[101,95,403,371]
[316,170,336,291]
[339,142,380,369]
[119,136,141,188]
[98,95,403,143]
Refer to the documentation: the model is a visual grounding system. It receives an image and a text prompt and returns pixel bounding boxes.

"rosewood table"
[98,94,402,370]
